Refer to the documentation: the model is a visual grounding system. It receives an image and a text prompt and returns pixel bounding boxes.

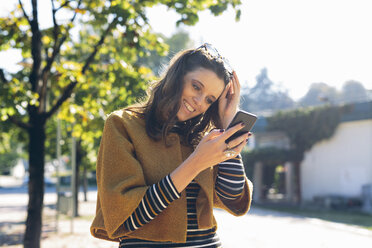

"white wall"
[301,119,372,201]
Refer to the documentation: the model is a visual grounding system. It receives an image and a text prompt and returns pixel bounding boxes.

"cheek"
[181,86,193,99]
[204,102,215,113]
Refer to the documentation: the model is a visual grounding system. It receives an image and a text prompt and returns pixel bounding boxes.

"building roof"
[341,100,372,122]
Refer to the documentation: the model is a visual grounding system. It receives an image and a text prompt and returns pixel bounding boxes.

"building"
[251,101,372,211]
[301,101,372,206]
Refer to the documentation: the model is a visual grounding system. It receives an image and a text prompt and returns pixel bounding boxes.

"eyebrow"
[195,80,218,101]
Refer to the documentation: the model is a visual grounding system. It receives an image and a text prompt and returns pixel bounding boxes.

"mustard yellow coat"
[90,108,253,242]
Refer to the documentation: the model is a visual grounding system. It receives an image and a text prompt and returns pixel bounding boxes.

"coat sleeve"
[92,113,149,239]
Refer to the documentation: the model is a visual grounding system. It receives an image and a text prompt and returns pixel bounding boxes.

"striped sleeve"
[215,153,246,201]
[124,174,181,232]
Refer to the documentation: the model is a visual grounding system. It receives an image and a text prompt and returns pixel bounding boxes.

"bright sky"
[1,0,372,100]
[147,0,372,100]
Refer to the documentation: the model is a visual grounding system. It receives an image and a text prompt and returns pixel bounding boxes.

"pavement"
[1,177,372,248]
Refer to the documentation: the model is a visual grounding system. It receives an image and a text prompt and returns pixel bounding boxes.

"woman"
[90,43,253,247]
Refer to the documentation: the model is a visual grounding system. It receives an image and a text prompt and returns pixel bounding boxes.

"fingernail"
[240,122,245,127]
[245,138,249,142]
[220,129,225,132]
[248,133,252,136]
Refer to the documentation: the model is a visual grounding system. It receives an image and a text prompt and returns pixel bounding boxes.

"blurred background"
[0,0,371,247]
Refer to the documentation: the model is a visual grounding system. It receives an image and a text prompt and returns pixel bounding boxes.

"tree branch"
[45,7,117,120]
[51,0,59,41]
[29,0,42,93]
[38,0,60,113]
[45,80,77,119]
[7,115,31,130]
[0,69,8,83]
[39,0,82,114]
[81,17,119,74]
[18,0,31,26]
[56,0,71,12]
[43,0,81,72]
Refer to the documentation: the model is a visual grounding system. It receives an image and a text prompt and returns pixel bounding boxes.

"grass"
[256,204,372,231]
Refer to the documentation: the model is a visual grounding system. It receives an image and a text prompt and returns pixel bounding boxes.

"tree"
[240,68,294,113]
[138,29,194,76]
[340,80,369,104]
[299,82,338,106]
[0,121,26,174]
[0,1,242,247]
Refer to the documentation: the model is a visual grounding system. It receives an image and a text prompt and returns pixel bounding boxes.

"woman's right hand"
[170,122,251,193]
[190,122,251,173]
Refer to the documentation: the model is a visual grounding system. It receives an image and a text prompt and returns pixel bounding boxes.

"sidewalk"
[0,175,24,188]
[0,180,118,248]
[1,196,118,248]
[40,199,118,248]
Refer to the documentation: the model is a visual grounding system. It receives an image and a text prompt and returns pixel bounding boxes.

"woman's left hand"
[218,71,241,129]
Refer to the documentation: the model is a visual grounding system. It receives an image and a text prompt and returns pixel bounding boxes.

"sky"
[147,0,372,100]
[1,0,372,100]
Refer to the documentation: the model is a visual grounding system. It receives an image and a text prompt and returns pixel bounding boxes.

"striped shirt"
[119,154,245,247]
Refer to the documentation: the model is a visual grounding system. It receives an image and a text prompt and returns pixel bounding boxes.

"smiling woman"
[90,44,254,247]
[178,67,225,121]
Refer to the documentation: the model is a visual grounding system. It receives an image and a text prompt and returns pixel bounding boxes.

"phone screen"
[225,110,257,143]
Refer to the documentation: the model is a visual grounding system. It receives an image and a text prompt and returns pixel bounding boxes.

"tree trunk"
[23,112,46,248]
[73,140,84,217]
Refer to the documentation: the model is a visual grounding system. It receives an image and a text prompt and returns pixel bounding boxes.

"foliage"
[299,81,370,107]
[137,29,195,76]
[0,120,27,174]
[0,1,242,246]
[242,104,349,170]
[266,104,347,161]
[242,147,301,166]
[299,82,338,107]
[0,0,242,173]
[0,152,19,174]
[341,80,369,104]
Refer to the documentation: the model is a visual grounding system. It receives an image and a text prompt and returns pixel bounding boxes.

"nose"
[192,95,202,108]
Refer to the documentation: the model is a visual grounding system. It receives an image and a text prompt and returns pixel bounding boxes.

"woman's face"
[177,67,225,122]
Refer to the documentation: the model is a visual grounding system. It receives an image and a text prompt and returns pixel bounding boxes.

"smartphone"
[225,110,258,143]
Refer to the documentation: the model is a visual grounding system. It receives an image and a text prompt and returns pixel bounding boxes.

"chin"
[177,116,187,122]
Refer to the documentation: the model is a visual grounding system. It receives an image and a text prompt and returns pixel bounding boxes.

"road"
[1,186,372,248]
[214,208,372,248]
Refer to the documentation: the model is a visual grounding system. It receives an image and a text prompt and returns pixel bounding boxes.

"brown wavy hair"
[127,48,231,148]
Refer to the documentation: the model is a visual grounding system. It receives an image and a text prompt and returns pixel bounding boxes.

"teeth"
[184,100,195,112]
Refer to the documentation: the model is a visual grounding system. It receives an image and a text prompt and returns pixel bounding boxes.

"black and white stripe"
[120,181,221,248]
[120,154,246,247]
[124,174,180,232]
[215,154,245,200]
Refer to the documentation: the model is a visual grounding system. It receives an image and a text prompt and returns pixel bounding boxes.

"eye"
[206,98,214,105]
[192,83,200,91]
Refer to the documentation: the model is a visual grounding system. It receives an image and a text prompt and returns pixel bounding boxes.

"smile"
[183,100,195,113]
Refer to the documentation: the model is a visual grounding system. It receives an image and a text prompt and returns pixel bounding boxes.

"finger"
[232,74,241,96]
[226,132,250,148]
[222,122,245,139]
[205,128,225,141]
[229,78,234,95]
[235,136,249,153]
[232,71,241,90]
